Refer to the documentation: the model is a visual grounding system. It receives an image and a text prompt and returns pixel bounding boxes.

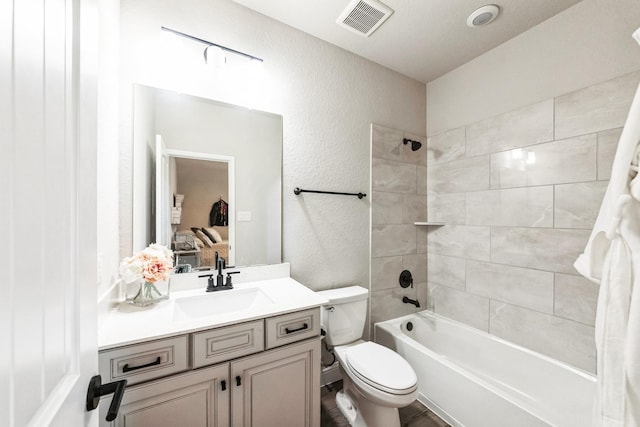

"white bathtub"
[375,311,596,427]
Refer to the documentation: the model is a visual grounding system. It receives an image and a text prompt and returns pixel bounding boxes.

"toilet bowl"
[317,286,418,427]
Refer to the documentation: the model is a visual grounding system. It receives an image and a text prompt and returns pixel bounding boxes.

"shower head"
[403,138,422,151]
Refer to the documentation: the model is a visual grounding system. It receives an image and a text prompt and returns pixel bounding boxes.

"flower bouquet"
[120,243,174,307]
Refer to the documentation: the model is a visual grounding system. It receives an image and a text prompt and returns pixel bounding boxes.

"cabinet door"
[231,338,321,427]
[100,362,229,427]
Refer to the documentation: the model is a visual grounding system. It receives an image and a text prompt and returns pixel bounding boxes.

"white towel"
[575,27,640,427]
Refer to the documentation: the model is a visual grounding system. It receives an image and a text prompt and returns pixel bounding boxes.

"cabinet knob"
[221,380,226,391]
[235,376,242,387]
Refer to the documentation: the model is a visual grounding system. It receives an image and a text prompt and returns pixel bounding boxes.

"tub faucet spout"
[402,296,420,308]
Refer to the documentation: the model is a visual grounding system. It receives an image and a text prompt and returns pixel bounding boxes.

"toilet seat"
[344,342,417,395]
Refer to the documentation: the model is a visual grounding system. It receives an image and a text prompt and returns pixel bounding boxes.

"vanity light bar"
[160,26,264,63]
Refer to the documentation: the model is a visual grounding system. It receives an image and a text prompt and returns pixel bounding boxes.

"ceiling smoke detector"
[337,0,394,37]
[467,4,500,28]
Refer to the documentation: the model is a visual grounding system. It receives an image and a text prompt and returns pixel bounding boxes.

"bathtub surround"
[426,70,640,372]
[370,124,427,332]
[575,36,640,424]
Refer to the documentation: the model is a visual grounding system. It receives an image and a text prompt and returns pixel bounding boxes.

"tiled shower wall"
[370,125,428,332]
[426,70,640,373]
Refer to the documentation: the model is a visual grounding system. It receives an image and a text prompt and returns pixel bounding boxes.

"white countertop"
[98,277,328,350]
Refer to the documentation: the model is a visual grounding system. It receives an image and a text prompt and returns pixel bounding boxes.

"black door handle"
[122,356,161,372]
[285,323,308,334]
[221,380,226,391]
[86,375,127,422]
[236,376,242,386]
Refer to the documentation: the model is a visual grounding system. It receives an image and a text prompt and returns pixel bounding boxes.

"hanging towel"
[575,27,640,427]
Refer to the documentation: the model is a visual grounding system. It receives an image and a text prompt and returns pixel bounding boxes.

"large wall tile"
[427,254,465,290]
[428,155,490,193]
[428,192,466,224]
[403,194,427,224]
[554,181,608,229]
[416,165,428,195]
[490,135,597,189]
[372,224,417,257]
[427,225,490,261]
[597,128,622,180]
[491,227,590,274]
[416,226,428,254]
[466,260,554,313]
[555,71,640,140]
[372,124,402,162]
[466,99,553,157]
[466,187,553,227]
[372,191,403,225]
[371,256,403,292]
[489,301,595,372]
[403,132,427,166]
[402,254,427,284]
[430,285,489,331]
[373,158,417,193]
[427,127,465,165]
[416,282,428,310]
[554,273,598,326]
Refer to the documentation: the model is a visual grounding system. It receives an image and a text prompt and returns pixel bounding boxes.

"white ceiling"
[232,0,583,83]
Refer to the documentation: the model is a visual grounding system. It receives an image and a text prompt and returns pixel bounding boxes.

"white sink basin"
[173,287,275,321]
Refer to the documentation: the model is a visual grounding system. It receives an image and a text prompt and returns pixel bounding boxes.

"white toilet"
[317,286,418,427]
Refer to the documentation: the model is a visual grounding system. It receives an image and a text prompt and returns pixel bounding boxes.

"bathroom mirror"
[132,84,282,268]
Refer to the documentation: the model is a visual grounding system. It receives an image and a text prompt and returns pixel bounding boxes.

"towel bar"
[293,187,366,199]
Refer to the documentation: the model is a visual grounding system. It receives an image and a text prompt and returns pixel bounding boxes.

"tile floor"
[321,381,450,427]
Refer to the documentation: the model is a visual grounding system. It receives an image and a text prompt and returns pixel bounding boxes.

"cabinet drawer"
[265,308,320,349]
[99,335,189,386]
[192,320,264,368]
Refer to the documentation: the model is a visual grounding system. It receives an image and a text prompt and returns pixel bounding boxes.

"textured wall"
[118,0,426,291]
[427,0,640,135]
[426,71,640,372]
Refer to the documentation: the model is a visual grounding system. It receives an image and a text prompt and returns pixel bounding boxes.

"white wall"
[97,0,122,322]
[119,0,426,290]
[427,0,640,135]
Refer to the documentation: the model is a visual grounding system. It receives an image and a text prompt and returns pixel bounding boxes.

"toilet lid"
[345,342,417,394]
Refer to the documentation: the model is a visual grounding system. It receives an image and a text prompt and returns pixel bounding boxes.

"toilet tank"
[317,286,368,346]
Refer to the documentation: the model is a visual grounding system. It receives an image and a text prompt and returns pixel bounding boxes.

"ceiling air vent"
[336,0,394,37]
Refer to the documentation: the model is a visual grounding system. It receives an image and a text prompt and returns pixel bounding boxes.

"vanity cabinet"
[231,339,320,427]
[99,308,321,427]
[111,363,229,426]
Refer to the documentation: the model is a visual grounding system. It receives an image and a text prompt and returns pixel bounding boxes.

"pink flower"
[120,244,174,283]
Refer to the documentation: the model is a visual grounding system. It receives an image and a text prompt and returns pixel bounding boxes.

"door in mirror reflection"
[159,148,236,269]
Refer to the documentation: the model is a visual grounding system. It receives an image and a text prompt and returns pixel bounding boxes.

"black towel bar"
[293,187,366,199]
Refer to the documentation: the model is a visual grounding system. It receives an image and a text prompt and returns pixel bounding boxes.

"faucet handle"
[199,274,216,292]
[225,271,240,287]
